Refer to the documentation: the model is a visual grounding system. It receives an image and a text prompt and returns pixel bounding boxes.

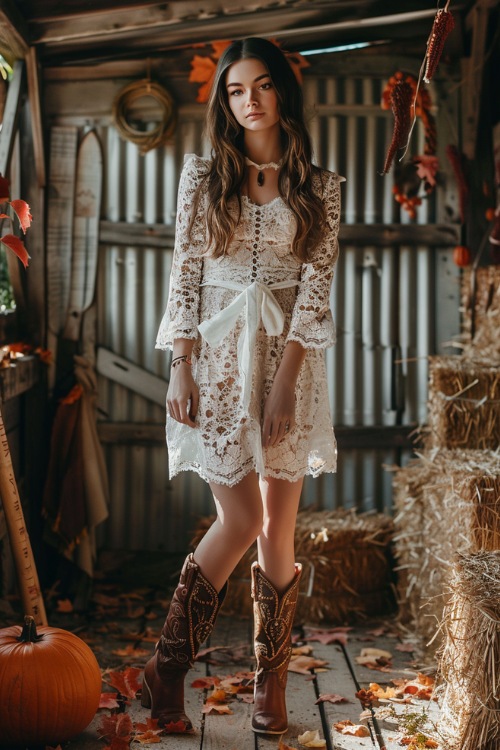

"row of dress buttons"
[252,209,261,279]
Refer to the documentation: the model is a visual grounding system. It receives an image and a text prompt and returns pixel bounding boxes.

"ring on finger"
[284,422,290,432]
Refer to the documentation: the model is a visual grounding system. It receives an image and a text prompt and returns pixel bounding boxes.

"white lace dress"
[156,154,342,487]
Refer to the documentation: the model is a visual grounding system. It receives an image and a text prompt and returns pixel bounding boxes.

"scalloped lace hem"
[169,458,338,488]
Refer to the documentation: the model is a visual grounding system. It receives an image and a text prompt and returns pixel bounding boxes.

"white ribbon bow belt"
[198,279,298,411]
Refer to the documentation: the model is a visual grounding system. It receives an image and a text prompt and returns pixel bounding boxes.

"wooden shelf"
[0,356,40,403]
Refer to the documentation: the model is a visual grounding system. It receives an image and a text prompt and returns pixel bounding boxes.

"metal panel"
[87,70,460,550]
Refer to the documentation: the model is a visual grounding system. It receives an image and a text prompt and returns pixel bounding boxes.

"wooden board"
[63,130,103,341]
[46,126,78,389]
[97,346,168,407]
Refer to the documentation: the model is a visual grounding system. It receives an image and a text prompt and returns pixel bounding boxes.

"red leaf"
[0,175,9,202]
[99,692,120,709]
[97,713,134,741]
[9,199,33,233]
[0,234,30,268]
[191,676,221,688]
[105,666,142,699]
[0,213,9,219]
[104,740,130,750]
[163,719,193,734]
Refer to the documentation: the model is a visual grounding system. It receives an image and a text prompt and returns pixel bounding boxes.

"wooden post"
[0,59,24,177]
[25,47,46,188]
[0,406,47,625]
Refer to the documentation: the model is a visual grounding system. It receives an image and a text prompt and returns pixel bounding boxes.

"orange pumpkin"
[0,615,102,744]
[453,244,472,267]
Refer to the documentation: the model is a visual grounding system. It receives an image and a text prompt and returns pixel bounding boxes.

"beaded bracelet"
[171,354,192,369]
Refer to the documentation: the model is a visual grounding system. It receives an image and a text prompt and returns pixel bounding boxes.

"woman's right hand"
[167,363,199,427]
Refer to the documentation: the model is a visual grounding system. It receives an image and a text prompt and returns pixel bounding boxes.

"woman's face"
[225,57,280,133]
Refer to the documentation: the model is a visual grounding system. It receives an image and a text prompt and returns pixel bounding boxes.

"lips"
[246,112,264,118]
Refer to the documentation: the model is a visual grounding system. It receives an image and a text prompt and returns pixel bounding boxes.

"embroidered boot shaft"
[141,553,226,731]
[251,561,302,734]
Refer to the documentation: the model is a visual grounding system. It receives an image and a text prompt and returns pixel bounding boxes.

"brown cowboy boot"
[141,554,226,731]
[251,561,302,734]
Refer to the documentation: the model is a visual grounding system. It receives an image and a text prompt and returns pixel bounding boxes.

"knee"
[220,509,263,548]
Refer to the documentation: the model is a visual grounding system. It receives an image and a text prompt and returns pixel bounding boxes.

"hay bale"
[461,266,500,363]
[192,509,396,624]
[437,551,500,750]
[426,356,500,449]
[392,449,500,651]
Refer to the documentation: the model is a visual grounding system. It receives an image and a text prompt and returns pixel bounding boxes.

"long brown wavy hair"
[190,37,327,262]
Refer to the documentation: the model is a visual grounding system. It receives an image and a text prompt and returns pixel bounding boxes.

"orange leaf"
[105,666,142,699]
[0,213,9,219]
[0,175,9,202]
[189,55,217,83]
[202,703,233,714]
[196,77,215,103]
[99,692,120,709]
[134,718,162,733]
[211,40,232,59]
[134,732,161,745]
[56,598,73,613]
[10,199,33,233]
[0,234,30,268]
[206,687,227,703]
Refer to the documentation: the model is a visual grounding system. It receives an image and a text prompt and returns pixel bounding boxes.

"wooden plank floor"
[0,554,441,750]
[59,613,441,750]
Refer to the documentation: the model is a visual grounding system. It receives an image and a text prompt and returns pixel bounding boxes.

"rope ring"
[112,79,177,154]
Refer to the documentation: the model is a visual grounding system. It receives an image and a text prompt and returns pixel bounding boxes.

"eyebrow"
[226,73,271,88]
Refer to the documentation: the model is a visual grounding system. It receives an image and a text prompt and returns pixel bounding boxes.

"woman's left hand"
[262,377,296,447]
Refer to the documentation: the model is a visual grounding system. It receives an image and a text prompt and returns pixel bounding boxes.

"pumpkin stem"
[16,615,44,643]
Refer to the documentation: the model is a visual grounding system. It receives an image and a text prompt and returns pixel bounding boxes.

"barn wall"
[44,60,461,551]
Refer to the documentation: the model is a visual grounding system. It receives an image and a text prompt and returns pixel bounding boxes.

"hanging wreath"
[189,39,309,104]
[381,71,438,219]
[112,78,177,154]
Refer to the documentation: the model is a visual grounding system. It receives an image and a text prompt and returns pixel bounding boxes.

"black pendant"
[257,171,264,186]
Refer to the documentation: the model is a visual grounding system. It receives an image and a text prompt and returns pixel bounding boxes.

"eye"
[229,88,243,96]
[260,82,272,90]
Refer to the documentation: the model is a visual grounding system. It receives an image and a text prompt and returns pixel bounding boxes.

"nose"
[245,89,259,108]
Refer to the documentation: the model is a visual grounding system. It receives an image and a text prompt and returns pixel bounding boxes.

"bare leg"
[193,471,264,592]
[256,476,303,591]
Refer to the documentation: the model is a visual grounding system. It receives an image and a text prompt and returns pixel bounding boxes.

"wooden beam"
[0,0,29,60]
[461,0,492,160]
[99,220,460,249]
[97,420,417,450]
[0,59,24,177]
[98,421,165,445]
[25,47,46,188]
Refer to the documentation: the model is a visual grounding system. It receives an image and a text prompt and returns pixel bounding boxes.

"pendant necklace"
[244,156,283,186]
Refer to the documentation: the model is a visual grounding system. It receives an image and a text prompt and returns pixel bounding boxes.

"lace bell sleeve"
[155,155,207,350]
[286,171,342,349]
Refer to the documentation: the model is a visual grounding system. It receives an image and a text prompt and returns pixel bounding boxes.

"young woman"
[142,37,342,735]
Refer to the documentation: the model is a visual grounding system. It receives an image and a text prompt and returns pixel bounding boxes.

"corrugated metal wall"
[88,71,460,551]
